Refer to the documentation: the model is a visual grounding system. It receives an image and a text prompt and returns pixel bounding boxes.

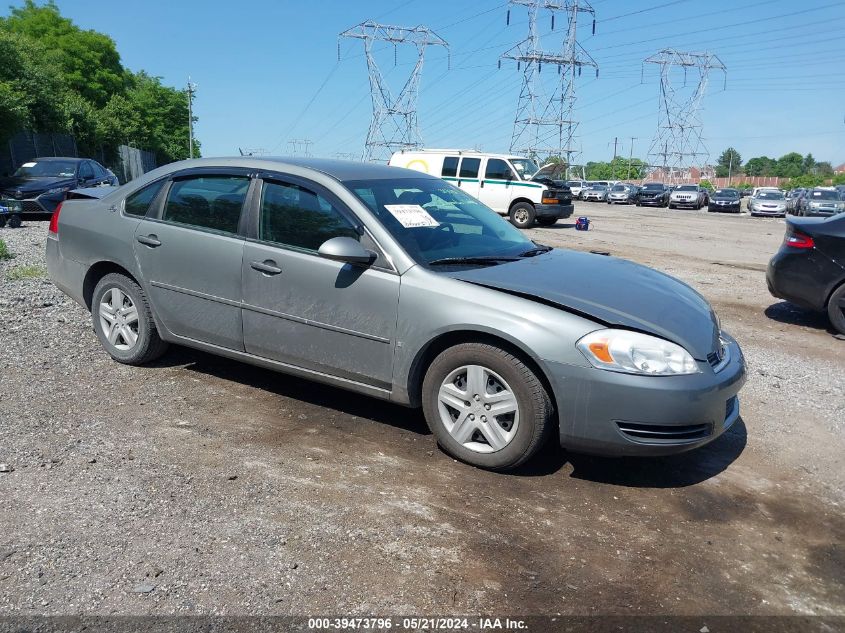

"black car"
[767,215,845,334]
[635,182,669,207]
[708,188,741,213]
[0,157,117,227]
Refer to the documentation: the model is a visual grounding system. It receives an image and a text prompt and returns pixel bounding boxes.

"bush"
[0,238,13,260]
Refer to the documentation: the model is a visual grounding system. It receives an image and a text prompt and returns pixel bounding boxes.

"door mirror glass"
[317,236,374,265]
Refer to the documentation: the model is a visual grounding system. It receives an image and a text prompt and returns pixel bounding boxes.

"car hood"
[445,249,720,360]
[0,176,75,196]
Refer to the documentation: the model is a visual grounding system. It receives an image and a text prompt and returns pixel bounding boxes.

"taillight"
[784,226,814,249]
[48,202,62,235]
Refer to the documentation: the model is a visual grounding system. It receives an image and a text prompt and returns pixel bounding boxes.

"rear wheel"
[421,343,553,471]
[827,283,845,335]
[509,202,536,229]
[92,273,169,365]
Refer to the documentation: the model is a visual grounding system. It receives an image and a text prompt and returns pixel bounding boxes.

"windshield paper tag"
[21,162,36,168]
[383,204,439,228]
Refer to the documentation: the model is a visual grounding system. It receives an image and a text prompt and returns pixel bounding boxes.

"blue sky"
[19,0,845,166]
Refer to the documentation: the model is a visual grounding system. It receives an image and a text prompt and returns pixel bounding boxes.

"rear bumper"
[46,236,88,308]
[536,203,574,219]
[766,249,835,312]
[546,334,747,456]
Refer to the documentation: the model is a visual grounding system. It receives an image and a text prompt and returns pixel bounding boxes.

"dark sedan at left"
[707,188,741,213]
[767,214,845,335]
[0,157,117,227]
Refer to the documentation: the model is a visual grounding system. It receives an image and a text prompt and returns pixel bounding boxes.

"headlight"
[46,186,71,195]
[576,329,700,376]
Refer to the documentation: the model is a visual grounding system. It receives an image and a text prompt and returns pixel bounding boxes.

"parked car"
[749,190,787,217]
[566,180,588,199]
[635,183,669,207]
[669,184,706,209]
[786,188,805,214]
[707,188,741,213]
[0,157,118,227]
[798,188,845,217]
[767,214,845,335]
[45,157,746,470]
[606,183,638,205]
[582,185,609,202]
[389,150,572,229]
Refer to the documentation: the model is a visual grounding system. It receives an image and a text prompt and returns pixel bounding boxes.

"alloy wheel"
[437,364,520,453]
[98,287,139,351]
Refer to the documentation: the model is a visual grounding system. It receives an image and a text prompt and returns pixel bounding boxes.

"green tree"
[715,147,742,178]
[1,1,125,107]
[815,161,833,177]
[744,156,776,177]
[802,153,816,174]
[775,152,804,178]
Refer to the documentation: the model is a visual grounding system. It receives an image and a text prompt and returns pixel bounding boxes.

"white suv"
[669,184,706,209]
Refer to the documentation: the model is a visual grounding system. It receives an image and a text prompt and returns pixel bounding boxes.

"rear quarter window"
[123,180,166,217]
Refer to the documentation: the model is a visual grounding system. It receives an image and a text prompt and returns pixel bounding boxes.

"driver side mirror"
[317,236,375,265]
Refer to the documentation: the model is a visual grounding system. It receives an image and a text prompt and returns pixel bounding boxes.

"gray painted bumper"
[545,335,747,456]
[46,236,87,308]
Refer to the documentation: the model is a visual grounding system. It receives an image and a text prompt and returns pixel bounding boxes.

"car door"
[479,158,516,213]
[133,169,252,350]
[455,157,482,201]
[241,174,399,389]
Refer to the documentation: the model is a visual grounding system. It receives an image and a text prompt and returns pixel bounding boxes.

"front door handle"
[250,260,282,275]
[137,234,161,247]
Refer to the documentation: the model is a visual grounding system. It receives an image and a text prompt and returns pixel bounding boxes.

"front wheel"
[8,215,21,228]
[509,202,536,229]
[421,343,553,470]
[92,273,169,365]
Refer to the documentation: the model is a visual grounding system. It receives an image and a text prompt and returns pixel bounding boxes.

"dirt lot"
[0,203,842,619]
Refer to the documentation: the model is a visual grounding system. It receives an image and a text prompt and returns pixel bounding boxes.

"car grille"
[21,200,46,214]
[616,421,712,443]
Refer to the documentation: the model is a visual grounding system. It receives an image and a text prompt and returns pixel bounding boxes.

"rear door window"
[162,175,249,234]
[459,158,481,179]
[441,157,459,178]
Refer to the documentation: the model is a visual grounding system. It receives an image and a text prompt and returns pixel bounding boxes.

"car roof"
[30,156,85,163]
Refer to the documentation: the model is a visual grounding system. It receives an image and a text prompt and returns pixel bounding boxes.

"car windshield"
[714,189,739,198]
[566,180,583,187]
[611,185,626,192]
[13,160,77,178]
[810,190,838,201]
[676,185,697,191]
[346,177,535,267]
[642,183,663,191]
[590,185,608,191]
[758,191,785,200]
[510,159,540,179]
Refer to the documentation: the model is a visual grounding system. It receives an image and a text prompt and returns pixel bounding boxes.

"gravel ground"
[0,208,842,618]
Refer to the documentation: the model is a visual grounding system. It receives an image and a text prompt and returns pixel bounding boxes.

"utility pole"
[627,137,637,180]
[727,151,733,186]
[643,49,725,183]
[501,0,598,165]
[186,78,197,159]
[609,137,620,179]
[339,22,449,162]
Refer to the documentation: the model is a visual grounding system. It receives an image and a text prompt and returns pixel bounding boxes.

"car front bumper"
[637,197,664,206]
[708,203,740,212]
[545,334,747,456]
[536,203,574,219]
[0,193,62,215]
[670,199,699,208]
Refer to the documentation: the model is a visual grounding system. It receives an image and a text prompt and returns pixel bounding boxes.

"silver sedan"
[46,158,746,470]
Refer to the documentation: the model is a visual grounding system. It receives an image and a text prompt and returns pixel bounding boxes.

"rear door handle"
[250,260,282,275]
[137,235,161,247]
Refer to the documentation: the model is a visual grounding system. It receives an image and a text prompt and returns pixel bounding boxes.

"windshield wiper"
[519,245,553,258]
[428,256,520,266]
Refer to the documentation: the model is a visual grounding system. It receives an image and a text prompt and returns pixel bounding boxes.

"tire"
[536,217,557,226]
[421,342,553,471]
[509,202,536,229]
[8,215,22,228]
[668,203,675,209]
[0,216,6,228]
[92,273,168,365]
[827,283,845,335]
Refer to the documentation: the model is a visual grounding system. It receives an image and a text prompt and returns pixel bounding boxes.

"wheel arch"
[508,197,536,211]
[825,276,845,309]
[82,261,142,311]
[405,329,558,420]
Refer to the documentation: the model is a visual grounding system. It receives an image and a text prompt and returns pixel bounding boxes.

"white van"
[388,149,574,228]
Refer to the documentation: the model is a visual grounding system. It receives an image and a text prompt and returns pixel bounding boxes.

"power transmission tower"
[643,49,726,183]
[287,139,313,157]
[500,0,598,169]
[338,21,449,162]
